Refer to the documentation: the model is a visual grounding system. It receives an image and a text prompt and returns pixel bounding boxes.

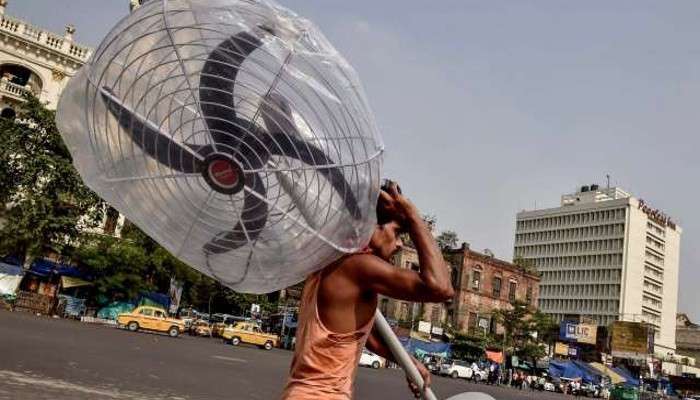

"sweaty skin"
[281,182,455,399]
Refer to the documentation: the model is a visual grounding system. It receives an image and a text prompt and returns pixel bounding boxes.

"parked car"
[439,360,475,379]
[359,349,385,369]
[211,315,246,337]
[190,320,212,337]
[221,322,279,350]
[117,306,185,337]
[423,356,443,375]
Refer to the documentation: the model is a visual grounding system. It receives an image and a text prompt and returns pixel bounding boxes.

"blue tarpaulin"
[0,262,22,276]
[137,292,171,310]
[612,366,640,387]
[28,259,89,279]
[549,359,601,384]
[399,337,451,358]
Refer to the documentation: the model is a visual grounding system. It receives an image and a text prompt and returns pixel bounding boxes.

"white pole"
[374,309,438,400]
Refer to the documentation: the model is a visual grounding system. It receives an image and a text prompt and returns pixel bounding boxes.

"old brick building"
[351,242,541,337]
[378,246,451,331]
[677,313,700,361]
[445,243,541,334]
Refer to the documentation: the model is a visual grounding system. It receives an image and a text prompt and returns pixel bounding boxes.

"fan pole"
[374,309,438,400]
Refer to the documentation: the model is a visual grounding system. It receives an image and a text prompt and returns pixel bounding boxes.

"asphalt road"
[0,310,565,400]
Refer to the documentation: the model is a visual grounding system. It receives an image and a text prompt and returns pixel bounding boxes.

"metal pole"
[374,309,438,400]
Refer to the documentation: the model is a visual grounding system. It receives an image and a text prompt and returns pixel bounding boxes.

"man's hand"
[378,180,418,227]
[405,356,431,398]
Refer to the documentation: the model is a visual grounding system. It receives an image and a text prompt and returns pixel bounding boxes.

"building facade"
[0,1,91,114]
[677,314,700,362]
[514,185,681,355]
[446,243,540,334]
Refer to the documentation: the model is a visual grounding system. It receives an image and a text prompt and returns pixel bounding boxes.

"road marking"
[0,370,188,399]
[212,355,248,363]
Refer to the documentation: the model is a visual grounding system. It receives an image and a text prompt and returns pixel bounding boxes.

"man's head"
[369,180,406,260]
[369,220,404,261]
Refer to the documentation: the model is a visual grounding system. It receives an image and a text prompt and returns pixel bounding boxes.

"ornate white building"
[0,0,91,115]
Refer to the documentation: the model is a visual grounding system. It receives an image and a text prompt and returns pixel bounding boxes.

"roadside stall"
[0,261,23,309]
[14,259,92,315]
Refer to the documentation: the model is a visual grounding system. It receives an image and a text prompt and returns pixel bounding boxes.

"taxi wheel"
[168,326,179,338]
[451,371,459,379]
[127,322,139,332]
[372,361,380,369]
[264,341,273,350]
[231,337,241,346]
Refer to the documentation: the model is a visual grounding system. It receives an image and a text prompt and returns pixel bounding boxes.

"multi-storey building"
[379,243,541,336]
[0,0,91,114]
[445,243,540,334]
[514,185,681,355]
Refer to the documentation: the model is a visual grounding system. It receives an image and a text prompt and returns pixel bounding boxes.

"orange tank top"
[281,269,375,400]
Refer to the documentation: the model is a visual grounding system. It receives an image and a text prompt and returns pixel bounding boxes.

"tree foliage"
[492,301,555,363]
[436,230,459,250]
[0,96,103,263]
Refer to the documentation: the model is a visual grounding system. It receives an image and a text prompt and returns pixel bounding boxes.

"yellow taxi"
[191,320,212,337]
[117,306,185,338]
[222,322,279,350]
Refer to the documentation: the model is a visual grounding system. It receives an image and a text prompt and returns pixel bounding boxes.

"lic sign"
[560,322,597,345]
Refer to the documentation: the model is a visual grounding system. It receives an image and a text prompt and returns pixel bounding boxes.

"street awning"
[486,350,504,364]
[60,276,92,289]
[0,262,23,295]
[589,362,626,385]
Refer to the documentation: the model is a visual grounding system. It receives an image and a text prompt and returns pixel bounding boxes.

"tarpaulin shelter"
[486,350,504,364]
[612,366,640,387]
[137,292,171,311]
[399,337,451,358]
[97,302,136,320]
[548,359,602,384]
[0,261,23,295]
[589,362,627,385]
[28,259,90,279]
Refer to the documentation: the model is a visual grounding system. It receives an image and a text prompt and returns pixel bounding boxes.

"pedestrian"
[281,182,454,400]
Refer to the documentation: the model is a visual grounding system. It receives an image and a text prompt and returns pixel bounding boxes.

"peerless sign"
[639,199,676,230]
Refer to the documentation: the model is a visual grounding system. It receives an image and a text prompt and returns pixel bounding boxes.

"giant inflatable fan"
[57,0,383,293]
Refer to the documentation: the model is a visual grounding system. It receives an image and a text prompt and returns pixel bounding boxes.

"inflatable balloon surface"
[57,0,383,293]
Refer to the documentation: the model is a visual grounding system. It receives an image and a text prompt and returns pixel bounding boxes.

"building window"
[468,312,478,330]
[431,305,441,325]
[380,298,389,315]
[526,285,533,305]
[0,107,15,119]
[493,277,502,298]
[509,281,517,303]
[451,264,462,289]
[472,269,481,291]
[399,302,409,321]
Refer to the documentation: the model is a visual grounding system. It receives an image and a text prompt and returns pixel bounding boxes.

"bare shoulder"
[336,253,395,281]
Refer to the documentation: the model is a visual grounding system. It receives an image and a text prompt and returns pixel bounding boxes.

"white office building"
[514,185,681,354]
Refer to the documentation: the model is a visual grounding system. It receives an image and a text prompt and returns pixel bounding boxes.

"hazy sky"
[12,1,700,320]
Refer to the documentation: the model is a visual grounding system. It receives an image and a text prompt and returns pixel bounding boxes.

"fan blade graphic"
[100,87,205,173]
[101,29,364,256]
[259,94,362,219]
[204,172,268,254]
[199,31,263,151]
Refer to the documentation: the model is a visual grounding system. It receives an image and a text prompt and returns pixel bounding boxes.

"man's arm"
[365,324,431,397]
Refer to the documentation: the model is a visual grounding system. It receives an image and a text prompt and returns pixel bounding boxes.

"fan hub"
[203,153,244,194]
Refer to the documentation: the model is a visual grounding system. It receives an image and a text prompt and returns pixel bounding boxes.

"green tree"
[492,300,550,364]
[436,230,459,250]
[513,256,539,275]
[0,96,103,263]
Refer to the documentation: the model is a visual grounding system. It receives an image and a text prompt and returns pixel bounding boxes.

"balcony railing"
[0,14,91,62]
[0,79,31,100]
